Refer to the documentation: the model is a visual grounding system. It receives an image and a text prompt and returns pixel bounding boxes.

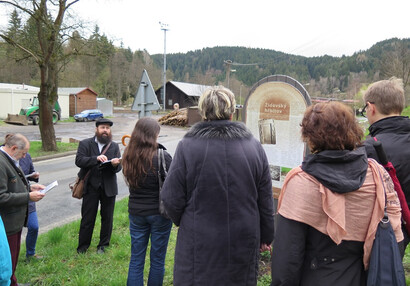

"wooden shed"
[155,81,211,109]
[58,87,98,116]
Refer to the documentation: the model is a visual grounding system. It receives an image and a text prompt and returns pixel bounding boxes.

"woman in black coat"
[161,86,275,286]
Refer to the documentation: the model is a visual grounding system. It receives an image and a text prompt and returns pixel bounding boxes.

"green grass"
[402,105,410,117]
[29,141,78,158]
[16,198,273,285]
[60,117,76,123]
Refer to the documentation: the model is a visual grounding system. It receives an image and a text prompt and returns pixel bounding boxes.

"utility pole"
[224,60,232,89]
[159,22,169,110]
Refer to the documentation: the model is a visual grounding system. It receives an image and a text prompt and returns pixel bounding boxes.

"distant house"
[155,81,211,109]
[58,87,98,116]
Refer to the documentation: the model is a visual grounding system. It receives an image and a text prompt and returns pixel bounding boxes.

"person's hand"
[260,243,272,253]
[110,158,121,167]
[30,183,45,192]
[97,155,108,162]
[29,171,40,180]
[29,191,45,202]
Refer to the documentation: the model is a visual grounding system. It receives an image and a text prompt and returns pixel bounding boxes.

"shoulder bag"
[157,148,170,219]
[69,141,112,199]
[366,161,405,286]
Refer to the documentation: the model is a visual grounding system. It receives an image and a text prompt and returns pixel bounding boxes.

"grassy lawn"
[29,141,78,158]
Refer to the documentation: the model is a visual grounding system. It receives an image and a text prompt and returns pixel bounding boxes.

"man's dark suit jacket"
[75,137,121,197]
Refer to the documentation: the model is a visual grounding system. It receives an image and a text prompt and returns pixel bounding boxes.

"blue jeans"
[127,214,172,286]
[26,211,39,257]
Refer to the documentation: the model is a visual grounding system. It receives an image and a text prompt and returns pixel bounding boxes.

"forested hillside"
[152,38,409,103]
[1,19,408,106]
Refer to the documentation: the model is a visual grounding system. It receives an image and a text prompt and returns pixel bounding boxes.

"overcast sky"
[1,0,409,57]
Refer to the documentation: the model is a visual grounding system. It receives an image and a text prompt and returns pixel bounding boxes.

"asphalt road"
[0,112,187,236]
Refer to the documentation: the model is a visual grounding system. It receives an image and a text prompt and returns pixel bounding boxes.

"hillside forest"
[0,9,409,109]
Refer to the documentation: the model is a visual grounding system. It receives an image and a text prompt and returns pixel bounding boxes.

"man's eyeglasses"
[360,102,374,117]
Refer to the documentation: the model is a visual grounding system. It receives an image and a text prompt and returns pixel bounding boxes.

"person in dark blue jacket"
[19,153,42,261]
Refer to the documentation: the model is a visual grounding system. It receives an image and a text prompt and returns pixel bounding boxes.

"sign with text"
[243,75,311,199]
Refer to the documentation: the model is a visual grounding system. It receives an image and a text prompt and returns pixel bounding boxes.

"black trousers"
[77,186,116,252]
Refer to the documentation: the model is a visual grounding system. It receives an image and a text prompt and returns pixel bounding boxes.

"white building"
[0,83,69,119]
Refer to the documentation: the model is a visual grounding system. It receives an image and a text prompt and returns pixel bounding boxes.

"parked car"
[74,109,104,122]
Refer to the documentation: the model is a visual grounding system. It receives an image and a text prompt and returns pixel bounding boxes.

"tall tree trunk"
[39,64,57,151]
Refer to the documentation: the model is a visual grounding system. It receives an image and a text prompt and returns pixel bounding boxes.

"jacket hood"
[185,120,253,140]
[369,116,410,136]
[301,146,368,193]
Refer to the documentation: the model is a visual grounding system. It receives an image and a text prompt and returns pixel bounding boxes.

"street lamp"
[159,22,169,110]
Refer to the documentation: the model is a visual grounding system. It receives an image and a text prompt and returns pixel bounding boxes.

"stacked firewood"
[158,108,188,126]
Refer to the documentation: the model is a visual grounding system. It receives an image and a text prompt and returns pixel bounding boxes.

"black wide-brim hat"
[96,118,113,127]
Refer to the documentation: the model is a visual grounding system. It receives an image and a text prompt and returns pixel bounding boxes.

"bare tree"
[0,0,80,151]
[380,40,410,102]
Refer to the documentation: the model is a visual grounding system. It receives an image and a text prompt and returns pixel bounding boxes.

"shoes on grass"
[97,246,105,254]
[25,254,43,262]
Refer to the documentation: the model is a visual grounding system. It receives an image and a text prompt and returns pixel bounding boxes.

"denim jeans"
[127,214,172,286]
[26,211,39,257]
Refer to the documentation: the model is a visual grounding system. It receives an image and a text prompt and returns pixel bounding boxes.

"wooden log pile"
[158,108,188,126]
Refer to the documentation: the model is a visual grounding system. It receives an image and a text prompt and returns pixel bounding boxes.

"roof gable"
[58,87,98,96]
[168,81,211,97]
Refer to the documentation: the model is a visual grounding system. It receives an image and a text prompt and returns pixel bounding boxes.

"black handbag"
[366,165,405,286]
[157,148,170,219]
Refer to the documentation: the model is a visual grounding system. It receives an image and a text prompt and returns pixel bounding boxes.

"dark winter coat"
[364,116,410,206]
[161,120,275,286]
[271,147,401,286]
[128,144,172,216]
[75,137,122,197]
[0,151,30,236]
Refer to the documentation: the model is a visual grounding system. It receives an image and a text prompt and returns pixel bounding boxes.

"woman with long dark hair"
[122,117,172,286]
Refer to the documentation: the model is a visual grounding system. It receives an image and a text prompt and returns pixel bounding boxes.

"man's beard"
[96,131,112,144]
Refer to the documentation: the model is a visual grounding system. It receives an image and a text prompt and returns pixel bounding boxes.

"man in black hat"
[75,118,122,254]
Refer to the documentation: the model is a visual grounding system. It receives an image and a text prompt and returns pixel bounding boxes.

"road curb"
[32,150,77,162]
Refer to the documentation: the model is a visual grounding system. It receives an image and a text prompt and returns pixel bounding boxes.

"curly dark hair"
[300,101,363,153]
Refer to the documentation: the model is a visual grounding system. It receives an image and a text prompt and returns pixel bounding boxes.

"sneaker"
[97,246,105,254]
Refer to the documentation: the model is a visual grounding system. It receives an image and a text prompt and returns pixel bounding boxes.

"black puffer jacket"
[364,116,410,206]
[161,120,275,286]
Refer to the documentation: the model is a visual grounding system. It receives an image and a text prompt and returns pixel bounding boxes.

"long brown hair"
[122,117,160,188]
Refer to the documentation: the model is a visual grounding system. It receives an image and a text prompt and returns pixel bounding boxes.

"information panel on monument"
[243,75,311,199]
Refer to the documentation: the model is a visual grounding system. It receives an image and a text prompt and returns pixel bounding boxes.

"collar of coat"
[185,120,253,140]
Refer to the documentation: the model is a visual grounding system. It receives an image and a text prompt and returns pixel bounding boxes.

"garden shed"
[58,87,98,116]
[155,81,211,109]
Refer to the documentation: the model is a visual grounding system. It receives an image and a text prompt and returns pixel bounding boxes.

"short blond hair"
[363,77,405,115]
[198,86,236,121]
